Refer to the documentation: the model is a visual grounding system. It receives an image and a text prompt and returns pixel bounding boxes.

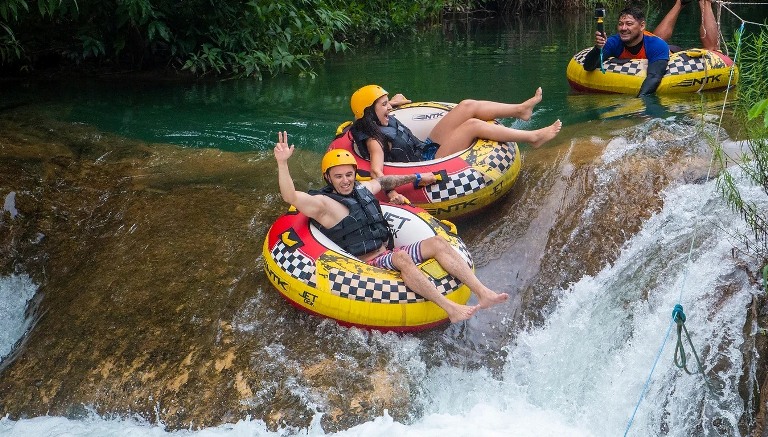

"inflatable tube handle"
[434,169,448,183]
[685,49,704,58]
[439,219,457,234]
[414,170,446,189]
[336,121,353,136]
[355,168,372,181]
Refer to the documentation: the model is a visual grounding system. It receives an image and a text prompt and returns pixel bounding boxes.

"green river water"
[2,5,755,153]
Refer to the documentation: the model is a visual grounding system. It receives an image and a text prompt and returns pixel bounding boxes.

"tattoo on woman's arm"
[378,174,416,191]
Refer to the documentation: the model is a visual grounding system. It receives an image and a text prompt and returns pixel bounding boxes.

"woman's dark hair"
[351,104,390,154]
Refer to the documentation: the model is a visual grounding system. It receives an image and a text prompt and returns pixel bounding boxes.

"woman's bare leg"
[653,0,686,42]
[429,88,543,140]
[699,0,720,51]
[432,118,562,156]
[426,88,559,156]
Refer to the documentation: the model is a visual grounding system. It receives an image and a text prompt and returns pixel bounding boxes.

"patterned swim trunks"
[366,241,425,271]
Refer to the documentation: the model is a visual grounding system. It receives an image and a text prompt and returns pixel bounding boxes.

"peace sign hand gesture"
[274,131,295,163]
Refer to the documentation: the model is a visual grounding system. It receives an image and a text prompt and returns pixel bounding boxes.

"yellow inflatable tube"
[263,203,472,332]
[567,47,739,94]
[329,102,522,220]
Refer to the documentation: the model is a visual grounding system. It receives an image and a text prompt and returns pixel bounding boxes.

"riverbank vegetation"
[715,25,768,288]
[0,0,617,78]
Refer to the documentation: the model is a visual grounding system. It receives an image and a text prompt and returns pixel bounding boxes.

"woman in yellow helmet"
[348,85,562,204]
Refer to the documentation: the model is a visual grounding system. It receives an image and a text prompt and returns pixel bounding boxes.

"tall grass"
[715,25,768,282]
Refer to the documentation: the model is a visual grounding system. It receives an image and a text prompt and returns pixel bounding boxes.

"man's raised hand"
[274,131,295,163]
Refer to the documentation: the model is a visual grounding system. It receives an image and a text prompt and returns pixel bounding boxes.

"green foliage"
[2,0,625,77]
[764,264,768,293]
[338,0,443,41]
[0,22,20,63]
[716,25,768,271]
[0,0,27,21]
[0,0,26,63]
[0,0,444,77]
[178,0,353,78]
[749,98,768,127]
[488,0,625,14]
[733,26,768,116]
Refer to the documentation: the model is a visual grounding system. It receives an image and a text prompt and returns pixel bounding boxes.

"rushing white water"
[1,165,765,436]
[2,192,18,219]
[0,274,37,362]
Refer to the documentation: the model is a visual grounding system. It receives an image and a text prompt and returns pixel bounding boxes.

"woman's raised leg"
[424,87,561,156]
[431,118,562,156]
[430,88,543,143]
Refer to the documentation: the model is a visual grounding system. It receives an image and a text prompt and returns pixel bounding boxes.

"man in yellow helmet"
[274,131,509,323]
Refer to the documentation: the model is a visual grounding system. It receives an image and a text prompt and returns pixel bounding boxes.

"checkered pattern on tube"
[573,47,592,64]
[485,147,515,174]
[604,60,645,76]
[573,47,645,74]
[455,238,474,269]
[426,169,490,202]
[573,47,713,77]
[271,241,317,288]
[329,268,463,303]
[666,53,706,75]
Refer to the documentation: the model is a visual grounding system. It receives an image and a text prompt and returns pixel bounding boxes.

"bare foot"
[518,87,543,121]
[531,119,562,148]
[476,291,509,309]
[447,303,480,323]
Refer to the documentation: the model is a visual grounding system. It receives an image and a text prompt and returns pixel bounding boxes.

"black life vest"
[351,116,425,162]
[309,183,393,256]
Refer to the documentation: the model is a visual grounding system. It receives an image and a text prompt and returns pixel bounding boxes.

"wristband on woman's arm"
[413,173,422,188]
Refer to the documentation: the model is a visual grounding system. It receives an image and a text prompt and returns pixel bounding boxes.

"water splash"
[0,274,37,362]
[2,192,18,219]
[411,167,764,436]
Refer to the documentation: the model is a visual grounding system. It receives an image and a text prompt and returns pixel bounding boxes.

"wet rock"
[0,108,427,431]
[1,109,764,433]
[0,109,288,429]
[462,118,716,326]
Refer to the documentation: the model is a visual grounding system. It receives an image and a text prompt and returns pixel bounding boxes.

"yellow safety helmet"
[350,85,388,120]
[321,149,357,175]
